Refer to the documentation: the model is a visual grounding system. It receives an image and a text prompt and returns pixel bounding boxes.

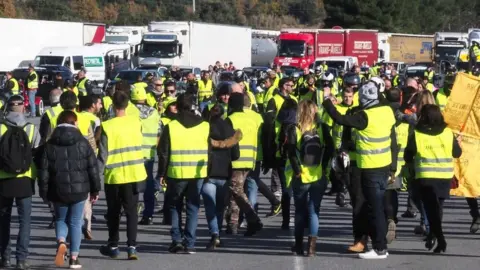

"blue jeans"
[201,178,227,235]
[0,196,31,261]
[167,178,203,248]
[55,200,86,256]
[292,178,327,238]
[28,90,36,116]
[246,177,258,208]
[361,169,389,250]
[143,160,159,218]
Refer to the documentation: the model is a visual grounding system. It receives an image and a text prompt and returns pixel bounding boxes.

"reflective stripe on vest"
[395,122,409,177]
[356,106,395,169]
[414,128,454,179]
[229,111,260,169]
[332,104,350,150]
[435,88,448,111]
[198,80,213,99]
[0,124,35,179]
[27,71,38,89]
[45,104,63,120]
[10,78,19,94]
[103,116,147,184]
[244,108,264,161]
[141,111,160,159]
[167,120,209,179]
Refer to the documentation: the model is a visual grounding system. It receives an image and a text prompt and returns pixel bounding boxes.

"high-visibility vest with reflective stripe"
[76,78,88,95]
[264,85,277,105]
[80,111,100,133]
[246,90,257,109]
[107,101,141,120]
[332,104,351,150]
[141,111,161,159]
[103,96,112,112]
[272,94,298,117]
[161,117,172,126]
[273,76,280,88]
[285,125,324,188]
[244,108,263,161]
[198,79,213,100]
[392,75,400,87]
[146,92,157,109]
[435,88,448,111]
[395,122,409,177]
[356,106,395,169]
[167,120,209,179]
[133,82,148,91]
[414,128,454,179]
[50,110,91,137]
[45,104,63,121]
[102,116,147,184]
[228,111,260,169]
[9,78,19,95]
[207,102,228,119]
[0,124,35,179]
[27,71,38,89]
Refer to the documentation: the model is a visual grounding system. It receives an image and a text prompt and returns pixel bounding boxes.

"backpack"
[278,123,296,159]
[0,124,32,174]
[298,128,324,166]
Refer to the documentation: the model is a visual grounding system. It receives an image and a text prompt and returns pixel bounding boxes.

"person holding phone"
[38,110,101,269]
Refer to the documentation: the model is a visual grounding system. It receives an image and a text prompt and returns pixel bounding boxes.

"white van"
[34,43,131,89]
[314,56,359,72]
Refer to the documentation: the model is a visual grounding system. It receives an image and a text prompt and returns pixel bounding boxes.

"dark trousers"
[330,169,346,193]
[271,159,289,224]
[361,169,388,250]
[345,165,368,242]
[0,196,31,262]
[384,189,399,222]
[420,185,445,240]
[105,183,139,247]
[466,198,479,219]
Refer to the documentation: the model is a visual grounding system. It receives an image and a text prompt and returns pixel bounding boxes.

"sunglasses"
[155,84,163,86]
[167,90,175,93]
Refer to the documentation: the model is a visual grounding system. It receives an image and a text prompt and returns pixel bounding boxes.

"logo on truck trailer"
[84,57,104,67]
[318,43,343,54]
[354,41,372,50]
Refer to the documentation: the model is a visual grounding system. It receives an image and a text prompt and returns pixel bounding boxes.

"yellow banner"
[445,72,480,197]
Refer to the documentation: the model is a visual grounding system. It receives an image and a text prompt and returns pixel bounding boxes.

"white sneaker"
[239,220,247,228]
[358,249,389,259]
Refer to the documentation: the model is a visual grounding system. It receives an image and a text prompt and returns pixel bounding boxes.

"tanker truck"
[251,30,279,67]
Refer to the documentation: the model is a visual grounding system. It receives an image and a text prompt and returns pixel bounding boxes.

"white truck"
[0,18,105,74]
[138,21,252,69]
[433,32,468,65]
[105,26,147,66]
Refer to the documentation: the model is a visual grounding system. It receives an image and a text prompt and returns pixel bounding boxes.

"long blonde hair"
[415,90,435,116]
[297,100,317,133]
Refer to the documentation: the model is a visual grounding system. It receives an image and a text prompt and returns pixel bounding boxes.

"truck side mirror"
[307,46,313,56]
[178,45,183,56]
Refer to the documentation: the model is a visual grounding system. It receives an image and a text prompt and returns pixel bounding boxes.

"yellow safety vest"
[80,111,100,133]
[27,71,38,89]
[9,78,19,95]
[76,78,88,96]
[414,128,454,179]
[435,88,448,111]
[50,110,91,137]
[246,90,257,109]
[426,83,434,92]
[228,111,260,169]
[167,120,209,179]
[207,102,228,119]
[395,122,409,177]
[161,117,172,126]
[285,125,324,188]
[0,124,35,179]
[103,96,112,112]
[356,106,395,169]
[198,79,213,100]
[332,104,351,150]
[133,82,148,91]
[103,116,146,184]
[45,104,63,121]
[146,92,157,109]
[273,76,280,88]
[392,75,400,87]
[264,85,277,106]
[272,94,298,117]
[141,111,161,159]
[244,108,263,161]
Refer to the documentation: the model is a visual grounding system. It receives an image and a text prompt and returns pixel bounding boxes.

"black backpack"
[299,128,324,166]
[0,124,32,174]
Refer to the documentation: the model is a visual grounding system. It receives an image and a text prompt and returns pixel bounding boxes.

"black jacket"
[208,117,240,178]
[38,125,101,204]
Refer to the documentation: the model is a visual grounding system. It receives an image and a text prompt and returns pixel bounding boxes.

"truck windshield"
[278,40,305,57]
[105,36,129,43]
[435,46,463,59]
[34,56,64,66]
[140,42,177,58]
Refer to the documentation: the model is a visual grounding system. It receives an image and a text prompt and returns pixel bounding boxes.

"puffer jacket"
[38,124,101,204]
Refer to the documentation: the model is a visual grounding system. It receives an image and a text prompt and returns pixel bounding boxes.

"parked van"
[34,43,131,90]
[314,56,359,72]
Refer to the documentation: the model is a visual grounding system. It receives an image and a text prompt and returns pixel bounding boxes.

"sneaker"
[14,261,30,270]
[401,211,417,218]
[386,219,396,244]
[265,202,282,218]
[99,245,120,258]
[358,249,389,259]
[69,258,82,269]
[168,242,184,254]
[184,247,196,254]
[239,220,247,229]
[206,235,221,251]
[127,247,138,260]
[55,242,67,266]
[138,217,153,225]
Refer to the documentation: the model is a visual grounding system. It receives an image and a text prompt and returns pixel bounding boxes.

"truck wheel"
[36,100,44,117]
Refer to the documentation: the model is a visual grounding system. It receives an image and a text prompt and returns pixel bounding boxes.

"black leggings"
[420,185,445,240]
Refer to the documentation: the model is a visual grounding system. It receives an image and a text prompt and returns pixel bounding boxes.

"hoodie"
[157,110,207,178]
[208,117,240,178]
[0,112,41,198]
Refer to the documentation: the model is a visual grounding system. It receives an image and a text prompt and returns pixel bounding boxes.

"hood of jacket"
[176,110,204,128]
[4,112,27,127]
[135,104,156,119]
[49,124,84,146]
[415,121,447,136]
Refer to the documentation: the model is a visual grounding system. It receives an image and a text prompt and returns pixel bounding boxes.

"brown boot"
[307,236,316,257]
[348,239,366,253]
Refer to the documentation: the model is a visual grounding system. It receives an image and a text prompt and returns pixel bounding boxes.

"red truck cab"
[274,31,315,69]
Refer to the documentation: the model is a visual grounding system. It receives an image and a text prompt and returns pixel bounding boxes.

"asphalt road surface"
[11,116,479,270]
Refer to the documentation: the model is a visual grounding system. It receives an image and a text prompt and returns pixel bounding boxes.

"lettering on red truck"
[318,43,343,54]
[354,41,372,50]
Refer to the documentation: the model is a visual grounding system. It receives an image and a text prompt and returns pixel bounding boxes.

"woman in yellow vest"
[284,100,331,257]
[404,104,462,254]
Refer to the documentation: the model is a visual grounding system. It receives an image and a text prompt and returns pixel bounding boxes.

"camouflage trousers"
[225,169,259,226]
